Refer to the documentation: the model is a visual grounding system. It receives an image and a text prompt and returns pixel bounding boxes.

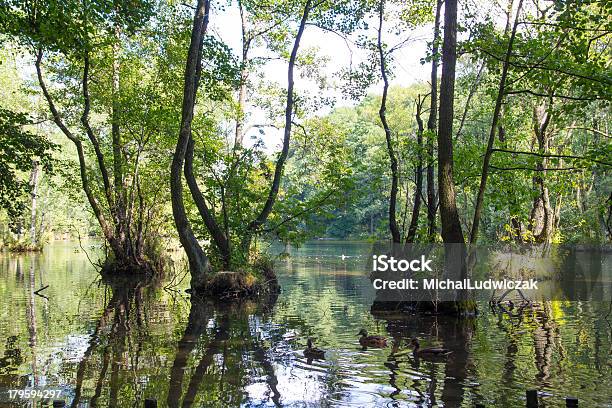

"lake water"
[0,241,610,407]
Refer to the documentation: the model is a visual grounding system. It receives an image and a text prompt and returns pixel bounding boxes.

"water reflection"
[167,295,282,408]
[68,275,150,407]
[167,298,227,408]
[371,312,475,407]
[0,243,610,407]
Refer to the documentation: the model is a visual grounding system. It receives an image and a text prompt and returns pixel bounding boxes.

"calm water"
[0,241,610,407]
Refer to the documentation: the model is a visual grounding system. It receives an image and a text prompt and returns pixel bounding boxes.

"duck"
[303,338,325,359]
[358,329,387,348]
[410,338,452,356]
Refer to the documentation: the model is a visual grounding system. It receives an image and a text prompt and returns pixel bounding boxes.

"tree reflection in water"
[167,299,229,408]
[71,275,154,407]
[68,275,282,407]
[0,244,610,407]
[376,313,475,407]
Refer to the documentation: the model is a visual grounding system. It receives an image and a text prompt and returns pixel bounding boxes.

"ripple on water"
[1,243,611,408]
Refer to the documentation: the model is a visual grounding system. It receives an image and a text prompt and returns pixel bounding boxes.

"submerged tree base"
[192,262,280,300]
[99,254,167,278]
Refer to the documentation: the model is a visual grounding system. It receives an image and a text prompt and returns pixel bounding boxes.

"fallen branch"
[34,285,49,298]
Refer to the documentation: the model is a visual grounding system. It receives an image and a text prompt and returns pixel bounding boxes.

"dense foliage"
[0,0,609,278]
[0,108,55,232]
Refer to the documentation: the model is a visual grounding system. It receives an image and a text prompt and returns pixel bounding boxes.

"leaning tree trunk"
[470,0,522,244]
[377,0,401,243]
[170,0,212,289]
[241,0,312,252]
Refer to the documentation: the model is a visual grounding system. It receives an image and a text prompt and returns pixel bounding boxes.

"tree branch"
[504,89,601,101]
[81,52,115,211]
[491,148,612,166]
[35,49,115,243]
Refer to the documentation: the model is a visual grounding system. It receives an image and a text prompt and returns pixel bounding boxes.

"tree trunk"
[605,193,612,241]
[243,0,312,249]
[29,160,41,245]
[235,0,249,148]
[235,69,248,147]
[406,95,425,243]
[437,0,464,244]
[111,19,129,263]
[370,213,374,235]
[470,0,522,244]
[426,0,442,242]
[529,101,554,243]
[170,0,212,289]
[377,0,401,243]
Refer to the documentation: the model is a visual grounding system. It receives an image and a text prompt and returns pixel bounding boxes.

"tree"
[0,0,182,270]
[172,0,371,293]
[469,0,523,243]
[0,108,55,239]
[437,0,464,243]
[376,0,401,243]
[426,0,442,242]
[173,0,315,290]
[171,0,214,288]
[463,0,611,243]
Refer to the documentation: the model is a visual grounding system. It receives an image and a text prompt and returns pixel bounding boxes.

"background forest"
[0,0,610,263]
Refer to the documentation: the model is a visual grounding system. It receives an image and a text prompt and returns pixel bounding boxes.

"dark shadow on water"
[374,312,476,406]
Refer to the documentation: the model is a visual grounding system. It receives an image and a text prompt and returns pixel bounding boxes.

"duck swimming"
[358,329,387,348]
[410,338,452,356]
[304,338,325,359]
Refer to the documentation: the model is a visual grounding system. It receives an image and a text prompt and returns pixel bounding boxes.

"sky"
[208,2,435,151]
[13,0,504,153]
